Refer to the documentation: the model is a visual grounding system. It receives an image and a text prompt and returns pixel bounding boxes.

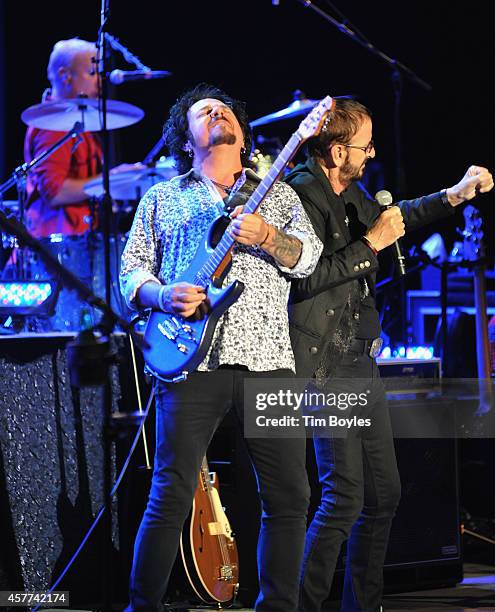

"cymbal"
[250,90,319,128]
[84,160,177,200]
[21,97,144,131]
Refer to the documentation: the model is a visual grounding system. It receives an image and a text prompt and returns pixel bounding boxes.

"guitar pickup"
[171,316,182,329]
[219,565,234,580]
[208,521,223,536]
[157,322,175,340]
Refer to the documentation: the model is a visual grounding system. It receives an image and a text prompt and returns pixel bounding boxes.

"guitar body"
[143,216,244,381]
[180,467,239,604]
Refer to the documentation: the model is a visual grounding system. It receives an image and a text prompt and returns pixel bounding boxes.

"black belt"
[348,337,383,358]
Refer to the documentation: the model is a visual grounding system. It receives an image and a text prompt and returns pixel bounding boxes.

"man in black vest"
[285,98,493,612]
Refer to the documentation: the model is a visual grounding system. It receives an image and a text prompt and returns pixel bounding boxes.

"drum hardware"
[249,89,319,127]
[1,121,87,283]
[1,200,20,252]
[7,79,145,313]
[26,232,130,332]
[21,97,144,132]
[142,134,166,166]
[0,209,145,344]
[84,160,177,201]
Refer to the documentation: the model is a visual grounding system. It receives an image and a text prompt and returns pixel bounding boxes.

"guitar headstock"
[462,204,485,262]
[296,95,335,141]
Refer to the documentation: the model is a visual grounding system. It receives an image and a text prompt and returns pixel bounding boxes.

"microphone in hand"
[370,190,406,275]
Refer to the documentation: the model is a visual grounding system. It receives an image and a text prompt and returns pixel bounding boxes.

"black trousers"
[299,352,401,612]
[127,367,310,612]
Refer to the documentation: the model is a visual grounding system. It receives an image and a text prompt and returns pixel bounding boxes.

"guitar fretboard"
[194,131,303,285]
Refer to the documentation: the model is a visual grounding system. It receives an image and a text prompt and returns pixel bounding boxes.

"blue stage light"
[0,281,58,315]
[379,344,435,360]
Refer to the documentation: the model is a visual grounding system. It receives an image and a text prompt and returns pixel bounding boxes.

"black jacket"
[285,158,455,378]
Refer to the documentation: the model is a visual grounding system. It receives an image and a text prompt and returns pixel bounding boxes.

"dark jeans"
[127,367,310,612]
[299,352,401,612]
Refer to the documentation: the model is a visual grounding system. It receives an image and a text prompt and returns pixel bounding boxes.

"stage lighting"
[0,280,58,316]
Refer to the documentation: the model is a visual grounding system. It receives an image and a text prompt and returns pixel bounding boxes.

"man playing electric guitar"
[120,83,322,611]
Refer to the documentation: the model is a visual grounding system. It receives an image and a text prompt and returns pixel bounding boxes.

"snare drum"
[27,232,129,331]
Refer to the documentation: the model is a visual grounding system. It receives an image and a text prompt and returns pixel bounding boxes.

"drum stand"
[0,122,84,203]
[0,122,86,332]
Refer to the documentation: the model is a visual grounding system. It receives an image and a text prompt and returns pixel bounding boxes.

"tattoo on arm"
[268,228,302,268]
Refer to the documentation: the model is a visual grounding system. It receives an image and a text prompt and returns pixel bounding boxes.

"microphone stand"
[0,122,85,288]
[96,3,115,610]
[295,0,432,349]
[295,0,432,199]
[104,32,152,71]
[143,135,166,166]
[0,122,84,196]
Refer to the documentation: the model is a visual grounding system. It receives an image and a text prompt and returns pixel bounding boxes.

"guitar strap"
[210,176,260,249]
[223,174,259,213]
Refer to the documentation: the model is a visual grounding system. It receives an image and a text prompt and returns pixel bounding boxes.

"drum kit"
[0,94,179,332]
[0,87,320,332]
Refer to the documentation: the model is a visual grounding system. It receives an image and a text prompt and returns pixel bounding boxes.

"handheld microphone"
[375,189,406,275]
[109,69,172,85]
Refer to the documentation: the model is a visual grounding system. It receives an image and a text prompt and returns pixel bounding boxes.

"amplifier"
[377,357,442,395]
[377,356,441,378]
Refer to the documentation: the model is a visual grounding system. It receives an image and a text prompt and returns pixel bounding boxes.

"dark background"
[1,0,493,211]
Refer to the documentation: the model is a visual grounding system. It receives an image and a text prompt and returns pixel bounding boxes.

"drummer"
[24,38,136,238]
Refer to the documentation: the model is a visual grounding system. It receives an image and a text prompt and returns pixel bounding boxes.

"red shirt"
[24,127,102,238]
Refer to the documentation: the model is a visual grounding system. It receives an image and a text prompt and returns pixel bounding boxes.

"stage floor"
[380,563,495,611]
[40,562,495,612]
[155,563,495,611]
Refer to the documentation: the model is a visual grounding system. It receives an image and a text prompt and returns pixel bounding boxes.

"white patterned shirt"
[120,168,322,372]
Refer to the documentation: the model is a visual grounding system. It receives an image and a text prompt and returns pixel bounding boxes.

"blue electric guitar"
[143,95,334,382]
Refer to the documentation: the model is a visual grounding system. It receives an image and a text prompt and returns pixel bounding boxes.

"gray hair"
[47,38,96,85]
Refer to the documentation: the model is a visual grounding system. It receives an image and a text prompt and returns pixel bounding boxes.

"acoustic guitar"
[180,457,239,605]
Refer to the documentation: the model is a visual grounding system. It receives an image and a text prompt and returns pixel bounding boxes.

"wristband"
[157,285,167,311]
[361,236,378,256]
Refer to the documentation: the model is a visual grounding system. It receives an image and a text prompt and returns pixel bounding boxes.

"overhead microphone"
[109,69,172,85]
[375,189,406,276]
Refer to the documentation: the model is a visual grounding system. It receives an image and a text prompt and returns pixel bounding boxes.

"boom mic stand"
[295,0,432,199]
[295,0,432,349]
[95,2,117,609]
[97,14,171,608]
